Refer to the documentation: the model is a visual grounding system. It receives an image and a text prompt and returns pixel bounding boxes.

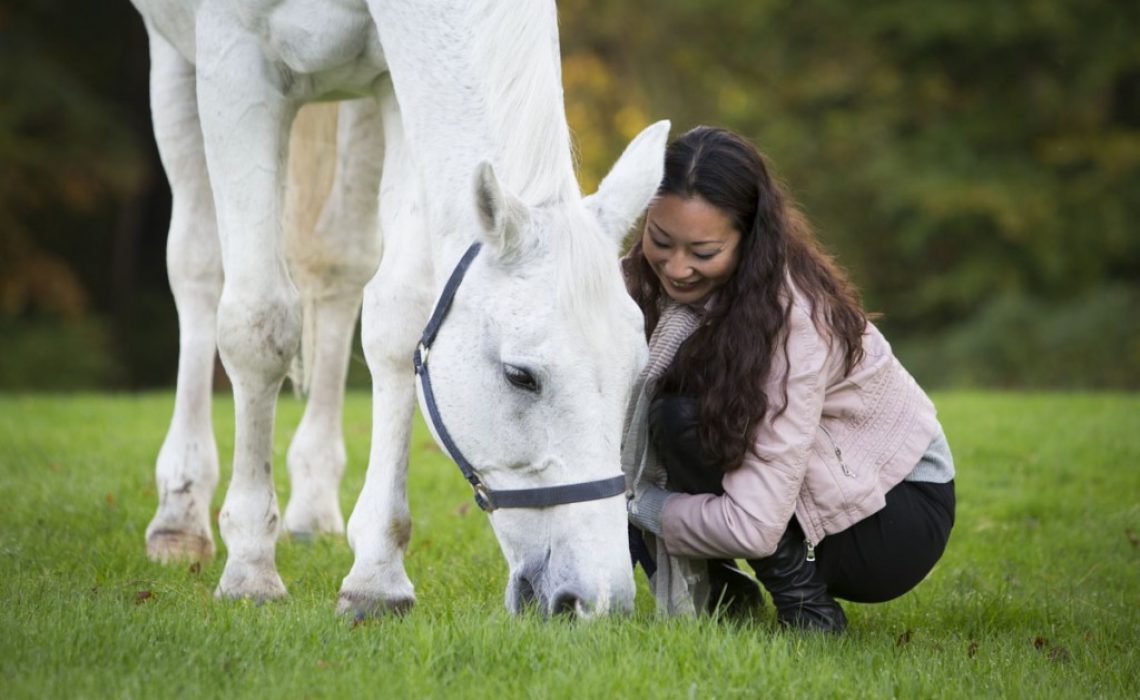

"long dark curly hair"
[626,126,870,472]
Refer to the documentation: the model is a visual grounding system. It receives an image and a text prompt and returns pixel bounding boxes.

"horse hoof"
[286,530,317,543]
[283,521,344,542]
[146,530,215,563]
[215,564,287,601]
[283,506,345,540]
[336,590,416,618]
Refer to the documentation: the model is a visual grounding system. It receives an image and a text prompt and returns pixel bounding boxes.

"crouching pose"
[623,126,955,632]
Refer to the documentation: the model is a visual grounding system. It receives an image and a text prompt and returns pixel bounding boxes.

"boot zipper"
[805,539,816,562]
[819,424,853,477]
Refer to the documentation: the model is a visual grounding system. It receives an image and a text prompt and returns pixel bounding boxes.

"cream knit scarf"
[621,298,709,616]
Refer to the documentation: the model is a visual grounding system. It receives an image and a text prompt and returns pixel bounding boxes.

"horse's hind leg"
[338,78,430,616]
[197,24,300,600]
[145,27,222,563]
[282,99,384,537]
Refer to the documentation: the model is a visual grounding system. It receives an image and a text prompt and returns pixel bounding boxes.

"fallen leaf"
[105,492,116,506]
[895,629,912,647]
[1034,636,1048,650]
[967,640,978,658]
[188,562,201,576]
[135,590,154,604]
[1048,645,1071,663]
[456,502,471,516]
[1126,529,1139,548]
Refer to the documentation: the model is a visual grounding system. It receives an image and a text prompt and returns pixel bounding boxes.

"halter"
[413,241,628,513]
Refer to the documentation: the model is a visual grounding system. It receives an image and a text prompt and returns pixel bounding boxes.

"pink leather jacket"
[660,284,941,560]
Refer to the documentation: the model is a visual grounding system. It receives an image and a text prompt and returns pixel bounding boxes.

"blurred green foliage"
[560,0,1140,387]
[1,1,1137,389]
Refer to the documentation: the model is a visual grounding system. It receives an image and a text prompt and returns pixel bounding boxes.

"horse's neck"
[375,1,578,248]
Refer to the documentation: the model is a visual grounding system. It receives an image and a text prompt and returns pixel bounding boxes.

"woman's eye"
[503,364,540,393]
[650,236,670,249]
[693,251,717,261]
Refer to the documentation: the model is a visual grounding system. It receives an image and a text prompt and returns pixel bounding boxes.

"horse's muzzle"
[506,563,632,619]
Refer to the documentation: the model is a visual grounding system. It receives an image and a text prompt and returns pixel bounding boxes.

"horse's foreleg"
[197,26,299,600]
[283,99,385,537]
[145,28,222,563]
[338,79,430,616]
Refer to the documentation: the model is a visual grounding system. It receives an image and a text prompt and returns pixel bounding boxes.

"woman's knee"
[648,394,723,494]
[818,481,955,603]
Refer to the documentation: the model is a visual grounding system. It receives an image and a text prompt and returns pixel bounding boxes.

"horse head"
[419,121,670,616]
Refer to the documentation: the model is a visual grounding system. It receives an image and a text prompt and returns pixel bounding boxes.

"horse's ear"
[474,161,530,264]
[584,120,670,245]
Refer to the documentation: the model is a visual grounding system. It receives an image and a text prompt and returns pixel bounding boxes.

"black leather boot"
[747,520,847,633]
[706,559,765,617]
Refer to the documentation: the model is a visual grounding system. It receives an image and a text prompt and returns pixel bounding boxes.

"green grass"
[1,392,1137,698]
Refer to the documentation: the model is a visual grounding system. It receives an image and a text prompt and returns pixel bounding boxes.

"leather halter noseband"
[413,241,628,513]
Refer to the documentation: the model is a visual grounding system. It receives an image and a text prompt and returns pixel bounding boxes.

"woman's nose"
[664,253,691,279]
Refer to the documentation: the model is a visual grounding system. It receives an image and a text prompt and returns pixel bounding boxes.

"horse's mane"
[469,1,578,205]
[470,2,625,346]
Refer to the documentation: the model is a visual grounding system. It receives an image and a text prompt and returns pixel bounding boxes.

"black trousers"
[649,394,955,604]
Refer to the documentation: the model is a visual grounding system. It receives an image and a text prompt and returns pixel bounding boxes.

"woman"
[623,126,955,632]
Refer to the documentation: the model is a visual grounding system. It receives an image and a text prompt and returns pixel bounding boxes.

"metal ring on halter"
[473,483,495,511]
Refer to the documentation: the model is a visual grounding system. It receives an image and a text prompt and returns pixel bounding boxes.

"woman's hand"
[627,483,678,536]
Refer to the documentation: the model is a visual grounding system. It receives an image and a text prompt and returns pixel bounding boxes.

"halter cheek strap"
[413,241,627,513]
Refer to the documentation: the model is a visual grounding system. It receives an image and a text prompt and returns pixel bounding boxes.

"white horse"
[132,0,669,617]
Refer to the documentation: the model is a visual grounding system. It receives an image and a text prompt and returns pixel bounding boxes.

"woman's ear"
[584,120,670,245]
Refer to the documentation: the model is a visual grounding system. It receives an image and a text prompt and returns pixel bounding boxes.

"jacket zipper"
[819,424,854,478]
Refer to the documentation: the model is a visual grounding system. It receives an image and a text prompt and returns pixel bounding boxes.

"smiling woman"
[622,126,955,632]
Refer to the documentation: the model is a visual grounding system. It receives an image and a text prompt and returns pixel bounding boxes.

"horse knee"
[216,288,302,385]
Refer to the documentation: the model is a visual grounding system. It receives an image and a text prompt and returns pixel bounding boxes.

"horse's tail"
[283,103,340,395]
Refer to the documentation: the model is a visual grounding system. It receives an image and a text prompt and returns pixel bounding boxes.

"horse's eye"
[503,364,540,393]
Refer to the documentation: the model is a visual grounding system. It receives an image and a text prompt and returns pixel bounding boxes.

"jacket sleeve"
[659,301,830,559]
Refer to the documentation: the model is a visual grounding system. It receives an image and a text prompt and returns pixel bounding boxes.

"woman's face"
[641,194,742,305]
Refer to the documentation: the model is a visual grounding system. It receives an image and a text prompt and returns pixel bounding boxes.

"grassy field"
[1,392,1137,698]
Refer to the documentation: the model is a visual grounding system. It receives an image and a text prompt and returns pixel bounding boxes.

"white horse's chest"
[135,0,386,100]
[255,0,386,96]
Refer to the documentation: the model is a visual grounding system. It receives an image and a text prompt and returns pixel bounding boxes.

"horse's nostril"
[517,576,537,605]
[550,589,585,617]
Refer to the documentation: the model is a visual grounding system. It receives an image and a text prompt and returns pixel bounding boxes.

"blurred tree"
[560,0,1140,386]
[0,2,176,388]
[1,1,1136,389]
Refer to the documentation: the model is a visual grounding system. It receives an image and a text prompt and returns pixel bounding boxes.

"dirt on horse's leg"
[145,28,222,564]
[338,80,429,617]
[198,25,299,601]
